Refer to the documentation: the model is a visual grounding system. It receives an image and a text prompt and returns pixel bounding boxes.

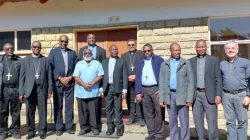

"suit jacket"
[159,58,194,106]
[189,55,222,103]
[0,55,21,95]
[48,47,77,87]
[135,54,164,95]
[121,50,144,76]
[101,57,128,94]
[78,45,106,63]
[19,55,52,98]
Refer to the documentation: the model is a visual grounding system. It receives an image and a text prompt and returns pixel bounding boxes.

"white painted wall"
[0,0,250,30]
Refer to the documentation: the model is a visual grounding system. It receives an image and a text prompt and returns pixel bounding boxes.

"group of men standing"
[0,32,249,140]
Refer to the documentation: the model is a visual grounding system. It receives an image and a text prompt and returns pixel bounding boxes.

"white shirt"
[108,57,116,84]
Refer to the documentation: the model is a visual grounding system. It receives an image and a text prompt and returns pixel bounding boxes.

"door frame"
[73,25,138,55]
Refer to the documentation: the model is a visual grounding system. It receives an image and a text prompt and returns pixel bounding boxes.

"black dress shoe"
[78,128,91,135]
[26,134,35,139]
[116,127,124,136]
[67,129,75,134]
[40,134,46,139]
[106,129,115,136]
[145,136,155,140]
[92,129,99,135]
[56,131,63,136]
[126,118,135,125]
[138,118,145,127]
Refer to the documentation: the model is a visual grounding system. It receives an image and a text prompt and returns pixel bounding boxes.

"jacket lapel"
[114,57,119,73]
[38,55,44,75]
[29,55,35,76]
[204,55,209,74]
[177,58,185,71]
[96,46,100,60]
[67,50,71,75]
[193,57,198,75]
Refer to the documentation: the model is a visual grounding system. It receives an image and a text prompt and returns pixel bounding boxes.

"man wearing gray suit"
[189,40,222,140]
[100,45,128,136]
[19,41,52,139]
[159,43,194,140]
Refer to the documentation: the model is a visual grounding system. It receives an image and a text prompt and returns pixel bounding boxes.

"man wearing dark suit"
[121,39,145,126]
[19,41,52,139]
[78,33,106,131]
[0,43,21,140]
[78,33,106,62]
[48,35,77,136]
[189,40,222,140]
[100,45,128,136]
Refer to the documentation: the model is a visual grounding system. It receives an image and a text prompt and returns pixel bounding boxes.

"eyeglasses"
[128,44,135,47]
[143,50,152,53]
[32,46,41,49]
[60,40,68,43]
[84,52,92,55]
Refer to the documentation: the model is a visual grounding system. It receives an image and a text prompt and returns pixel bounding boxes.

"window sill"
[0,50,32,56]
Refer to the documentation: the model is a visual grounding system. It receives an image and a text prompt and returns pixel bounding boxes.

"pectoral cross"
[35,73,40,80]
[228,69,232,76]
[145,75,148,80]
[6,73,12,81]
[131,66,134,71]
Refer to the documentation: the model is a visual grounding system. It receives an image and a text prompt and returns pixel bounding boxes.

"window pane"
[17,31,31,51]
[210,17,250,41]
[211,44,250,61]
[0,32,14,51]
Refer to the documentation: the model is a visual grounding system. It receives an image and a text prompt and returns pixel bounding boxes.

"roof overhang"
[0,0,49,6]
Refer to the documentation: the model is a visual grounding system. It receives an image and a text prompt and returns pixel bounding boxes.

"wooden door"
[76,28,137,109]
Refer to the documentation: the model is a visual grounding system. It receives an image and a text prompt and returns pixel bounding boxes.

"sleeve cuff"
[99,88,103,92]
[122,89,127,93]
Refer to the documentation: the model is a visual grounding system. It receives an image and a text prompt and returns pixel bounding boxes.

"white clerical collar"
[32,54,40,58]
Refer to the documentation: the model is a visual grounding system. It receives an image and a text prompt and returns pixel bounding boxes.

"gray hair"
[224,40,239,49]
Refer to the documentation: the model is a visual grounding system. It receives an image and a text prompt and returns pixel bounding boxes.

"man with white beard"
[73,48,104,135]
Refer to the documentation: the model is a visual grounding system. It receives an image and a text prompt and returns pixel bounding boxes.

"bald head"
[3,43,14,56]
[59,35,69,49]
[170,43,181,59]
[109,45,118,57]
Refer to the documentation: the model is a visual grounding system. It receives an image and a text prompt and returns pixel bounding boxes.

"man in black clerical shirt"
[121,39,145,126]
[19,41,52,139]
[0,43,22,140]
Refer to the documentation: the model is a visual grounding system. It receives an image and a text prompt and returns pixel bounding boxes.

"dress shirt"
[220,56,250,95]
[197,55,206,88]
[88,45,97,59]
[142,58,157,86]
[60,48,68,76]
[73,60,104,99]
[170,58,180,89]
[108,57,116,84]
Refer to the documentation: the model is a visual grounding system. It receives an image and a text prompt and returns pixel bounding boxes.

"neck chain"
[129,51,136,71]
[5,56,14,74]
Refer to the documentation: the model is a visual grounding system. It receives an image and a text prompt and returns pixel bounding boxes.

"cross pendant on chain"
[6,73,12,81]
[131,66,134,71]
[35,73,40,80]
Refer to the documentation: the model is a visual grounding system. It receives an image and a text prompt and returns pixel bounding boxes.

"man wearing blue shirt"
[135,43,164,140]
[73,48,104,136]
[159,43,194,140]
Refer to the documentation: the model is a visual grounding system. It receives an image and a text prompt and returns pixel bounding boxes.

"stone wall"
[137,17,209,60]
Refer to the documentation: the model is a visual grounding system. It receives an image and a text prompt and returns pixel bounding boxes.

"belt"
[142,84,157,88]
[3,84,16,88]
[223,88,247,94]
[170,89,176,92]
[197,88,206,92]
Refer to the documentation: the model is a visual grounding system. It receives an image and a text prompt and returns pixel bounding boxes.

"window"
[0,30,31,51]
[210,16,250,61]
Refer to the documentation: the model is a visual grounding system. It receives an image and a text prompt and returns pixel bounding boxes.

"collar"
[129,50,137,54]
[197,54,207,59]
[227,55,238,63]
[88,45,96,48]
[32,54,41,58]
[84,59,93,65]
[170,57,180,61]
[60,47,68,51]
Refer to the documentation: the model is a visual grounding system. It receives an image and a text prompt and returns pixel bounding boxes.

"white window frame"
[209,15,250,52]
[0,29,32,55]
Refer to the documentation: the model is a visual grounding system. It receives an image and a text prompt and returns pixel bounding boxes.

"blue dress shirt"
[170,58,180,89]
[88,45,97,59]
[73,60,104,99]
[142,58,157,86]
